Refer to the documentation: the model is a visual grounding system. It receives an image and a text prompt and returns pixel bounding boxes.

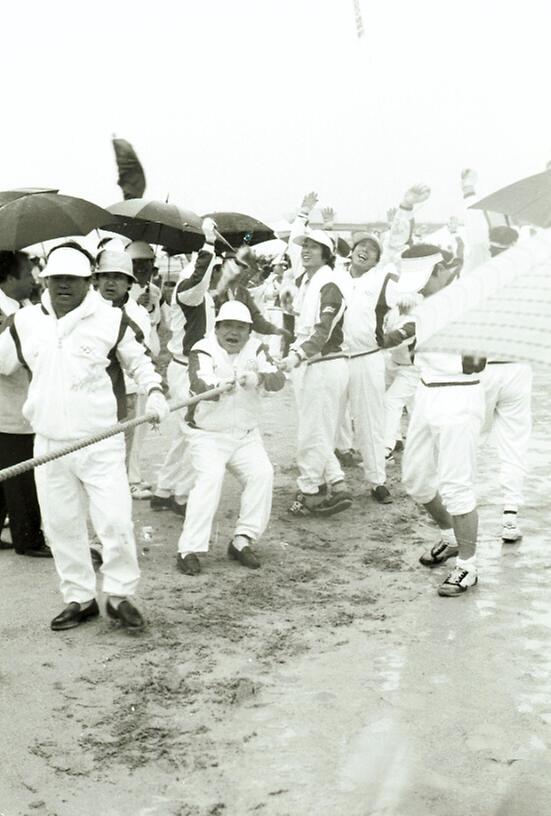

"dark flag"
[112,137,146,200]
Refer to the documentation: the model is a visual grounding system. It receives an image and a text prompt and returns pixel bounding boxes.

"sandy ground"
[1,370,551,816]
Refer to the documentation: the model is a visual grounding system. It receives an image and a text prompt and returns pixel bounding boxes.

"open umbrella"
[0,193,115,251]
[470,170,551,228]
[202,212,275,248]
[0,187,59,207]
[103,199,203,253]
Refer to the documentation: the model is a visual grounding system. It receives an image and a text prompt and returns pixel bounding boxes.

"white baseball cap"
[126,240,155,260]
[395,245,443,294]
[96,243,136,281]
[40,247,92,278]
[215,300,253,324]
[293,229,334,253]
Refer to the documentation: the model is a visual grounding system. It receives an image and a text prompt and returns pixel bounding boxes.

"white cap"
[293,229,334,253]
[40,247,92,278]
[394,255,442,293]
[96,242,136,281]
[215,300,253,324]
[126,240,155,260]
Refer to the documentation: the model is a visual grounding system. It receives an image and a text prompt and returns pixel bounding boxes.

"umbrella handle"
[214,228,235,252]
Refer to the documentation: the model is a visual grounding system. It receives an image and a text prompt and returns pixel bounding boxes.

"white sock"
[232,534,252,552]
[441,528,456,545]
[456,556,477,572]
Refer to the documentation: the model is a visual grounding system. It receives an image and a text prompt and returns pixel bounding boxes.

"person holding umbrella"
[0,244,169,630]
[0,251,51,557]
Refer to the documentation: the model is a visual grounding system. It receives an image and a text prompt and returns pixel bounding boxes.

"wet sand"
[1,371,550,816]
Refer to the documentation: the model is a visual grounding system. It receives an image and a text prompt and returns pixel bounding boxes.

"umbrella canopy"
[470,170,551,228]
[0,187,59,207]
[202,212,275,248]
[0,193,115,251]
[103,199,203,253]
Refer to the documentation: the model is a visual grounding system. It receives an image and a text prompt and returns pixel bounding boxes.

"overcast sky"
[2,0,550,224]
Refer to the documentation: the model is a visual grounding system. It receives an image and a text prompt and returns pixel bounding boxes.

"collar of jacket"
[40,288,102,338]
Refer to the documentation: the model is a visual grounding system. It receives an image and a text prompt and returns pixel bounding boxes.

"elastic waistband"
[421,379,480,388]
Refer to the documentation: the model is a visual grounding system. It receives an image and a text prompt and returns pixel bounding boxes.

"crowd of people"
[0,170,534,631]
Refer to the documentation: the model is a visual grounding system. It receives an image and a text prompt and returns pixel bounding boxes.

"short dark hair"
[48,241,95,266]
[320,245,335,269]
[0,251,29,284]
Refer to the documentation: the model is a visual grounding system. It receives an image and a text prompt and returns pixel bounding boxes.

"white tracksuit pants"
[291,359,348,494]
[402,383,485,515]
[155,360,195,502]
[480,363,532,511]
[384,364,420,451]
[335,404,354,452]
[348,352,387,486]
[127,392,148,485]
[34,434,140,604]
[178,427,273,555]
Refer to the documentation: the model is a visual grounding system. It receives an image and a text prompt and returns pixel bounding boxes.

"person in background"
[94,240,154,498]
[0,251,51,557]
[176,301,285,576]
[278,192,352,516]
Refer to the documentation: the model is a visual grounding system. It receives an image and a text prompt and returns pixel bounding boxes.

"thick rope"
[0,381,234,484]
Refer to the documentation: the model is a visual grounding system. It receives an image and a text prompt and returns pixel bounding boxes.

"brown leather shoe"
[228,540,260,569]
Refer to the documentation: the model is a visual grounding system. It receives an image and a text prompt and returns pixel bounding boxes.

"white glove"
[202,217,217,245]
[145,390,170,423]
[236,370,259,389]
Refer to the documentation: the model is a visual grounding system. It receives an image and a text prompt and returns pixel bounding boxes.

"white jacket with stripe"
[0,289,162,441]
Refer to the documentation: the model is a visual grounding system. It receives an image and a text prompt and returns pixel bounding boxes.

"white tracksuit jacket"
[0,289,162,440]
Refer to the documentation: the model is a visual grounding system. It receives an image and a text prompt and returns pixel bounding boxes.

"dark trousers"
[0,432,45,553]
[282,313,296,358]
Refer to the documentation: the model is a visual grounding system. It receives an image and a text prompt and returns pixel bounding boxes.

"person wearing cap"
[277,192,353,516]
[0,251,51,557]
[343,184,431,504]
[479,225,532,543]
[0,244,169,631]
[384,245,486,597]
[94,240,155,498]
[175,300,285,575]
[126,240,167,358]
[150,218,218,515]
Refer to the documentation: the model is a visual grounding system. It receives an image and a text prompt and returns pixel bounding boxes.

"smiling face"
[350,239,380,277]
[132,258,155,286]
[96,271,132,305]
[215,319,251,353]
[47,275,91,317]
[301,238,325,273]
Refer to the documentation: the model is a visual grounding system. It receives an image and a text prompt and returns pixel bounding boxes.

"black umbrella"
[0,193,115,251]
[0,188,59,207]
[102,199,204,253]
[202,212,276,248]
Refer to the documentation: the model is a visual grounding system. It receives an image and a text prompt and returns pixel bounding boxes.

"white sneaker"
[130,482,153,500]
[502,516,522,543]
[438,566,478,597]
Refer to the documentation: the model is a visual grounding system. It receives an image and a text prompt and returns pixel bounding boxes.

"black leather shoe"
[228,540,260,569]
[150,494,173,511]
[106,598,145,630]
[371,485,393,504]
[21,544,53,558]
[0,538,14,550]
[170,498,187,518]
[51,600,99,631]
[177,553,201,575]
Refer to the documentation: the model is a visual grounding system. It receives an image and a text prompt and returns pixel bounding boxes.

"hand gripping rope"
[0,381,235,484]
